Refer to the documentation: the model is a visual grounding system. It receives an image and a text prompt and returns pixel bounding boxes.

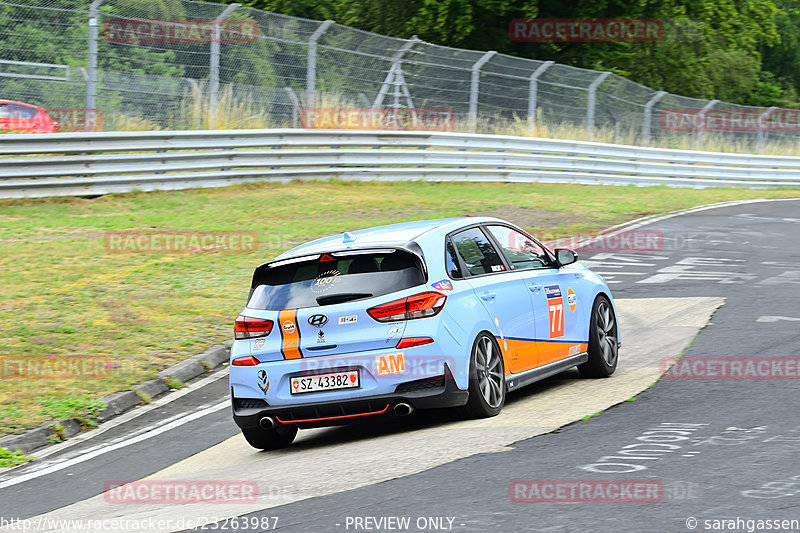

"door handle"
[529,285,541,293]
[480,292,496,302]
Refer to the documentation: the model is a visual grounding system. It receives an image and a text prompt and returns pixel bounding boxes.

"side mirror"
[555,248,578,267]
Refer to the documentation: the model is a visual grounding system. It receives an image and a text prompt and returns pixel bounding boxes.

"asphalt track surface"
[1,198,798,533]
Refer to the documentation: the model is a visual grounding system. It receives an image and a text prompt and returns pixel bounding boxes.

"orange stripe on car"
[279,309,302,359]
[498,338,589,374]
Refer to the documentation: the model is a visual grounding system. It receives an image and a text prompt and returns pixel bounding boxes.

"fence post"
[306,20,334,108]
[586,71,611,140]
[86,0,104,116]
[209,3,240,130]
[642,90,667,144]
[468,51,497,132]
[527,60,553,135]
[694,99,718,150]
[757,106,778,154]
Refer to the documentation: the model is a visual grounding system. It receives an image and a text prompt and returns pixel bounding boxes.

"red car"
[0,100,58,133]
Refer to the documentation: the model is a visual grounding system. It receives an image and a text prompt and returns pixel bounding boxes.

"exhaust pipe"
[259,416,277,430]
[393,402,414,417]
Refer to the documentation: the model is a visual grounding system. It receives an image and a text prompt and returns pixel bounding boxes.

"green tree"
[238,0,788,105]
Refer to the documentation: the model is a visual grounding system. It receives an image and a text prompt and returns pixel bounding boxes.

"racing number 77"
[548,298,565,338]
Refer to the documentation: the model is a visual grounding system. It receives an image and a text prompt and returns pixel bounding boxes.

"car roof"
[274,216,506,260]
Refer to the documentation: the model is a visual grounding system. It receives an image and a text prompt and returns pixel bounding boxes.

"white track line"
[0,400,229,490]
[28,367,230,462]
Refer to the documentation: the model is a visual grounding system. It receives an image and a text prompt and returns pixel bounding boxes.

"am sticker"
[375,352,406,376]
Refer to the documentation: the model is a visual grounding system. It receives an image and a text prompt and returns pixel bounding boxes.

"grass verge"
[0,180,798,437]
[0,447,34,468]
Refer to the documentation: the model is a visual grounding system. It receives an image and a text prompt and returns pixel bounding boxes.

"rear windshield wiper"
[316,293,373,306]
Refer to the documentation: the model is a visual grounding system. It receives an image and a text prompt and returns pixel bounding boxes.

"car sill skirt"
[505,352,589,391]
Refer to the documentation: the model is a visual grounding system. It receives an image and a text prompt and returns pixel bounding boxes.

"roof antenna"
[342,232,357,244]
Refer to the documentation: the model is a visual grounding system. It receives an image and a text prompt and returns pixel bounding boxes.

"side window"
[445,238,463,279]
[450,227,506,276]
[486,225,551,270]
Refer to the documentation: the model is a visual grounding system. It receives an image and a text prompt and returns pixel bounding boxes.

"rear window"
[246,250,426,310]
[0,104,38,119]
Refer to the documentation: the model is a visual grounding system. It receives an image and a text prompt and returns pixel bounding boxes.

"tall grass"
[102,88,800,156]
[174,84,282,130]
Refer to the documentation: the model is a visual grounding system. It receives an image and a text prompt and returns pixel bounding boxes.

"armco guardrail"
[2,129,799,199]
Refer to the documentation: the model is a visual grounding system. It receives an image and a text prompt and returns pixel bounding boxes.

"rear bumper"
[232,364,467,429]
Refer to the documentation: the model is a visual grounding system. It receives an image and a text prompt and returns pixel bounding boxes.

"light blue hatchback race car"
[230,217,619,449]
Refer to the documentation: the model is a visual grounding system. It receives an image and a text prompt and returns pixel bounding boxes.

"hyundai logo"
[308,314,328,327]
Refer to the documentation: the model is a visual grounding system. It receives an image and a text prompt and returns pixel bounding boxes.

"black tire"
[241,423,298,450]
[578,295,619,378]
[462,332,506,418]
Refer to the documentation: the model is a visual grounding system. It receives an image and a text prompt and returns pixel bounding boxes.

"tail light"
[234,315,273,339]
[231,355,260,366]
[396,337,434,349]
[367,292,446,322]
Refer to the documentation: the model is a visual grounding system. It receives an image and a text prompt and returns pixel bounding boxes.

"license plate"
[290,370,360,395]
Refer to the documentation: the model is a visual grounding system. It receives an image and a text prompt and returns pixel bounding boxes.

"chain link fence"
[1,0,798,153]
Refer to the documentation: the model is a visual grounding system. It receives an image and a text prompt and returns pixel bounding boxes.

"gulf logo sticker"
[567,288,577,312]
[278,309,302,359]
[544,284,564,339]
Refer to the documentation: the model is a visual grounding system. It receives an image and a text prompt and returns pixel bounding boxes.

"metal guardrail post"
[284,88,300,127]
[185,79,202,130]
[527,61,554,135]
[586,71,611,140]
[694,99,719,150]
[642,91,667,143]
[86,0,104,114]
[306,20,334,108]
[468,51,497,132]
[209,3,240,130]
[757,106,778,154]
